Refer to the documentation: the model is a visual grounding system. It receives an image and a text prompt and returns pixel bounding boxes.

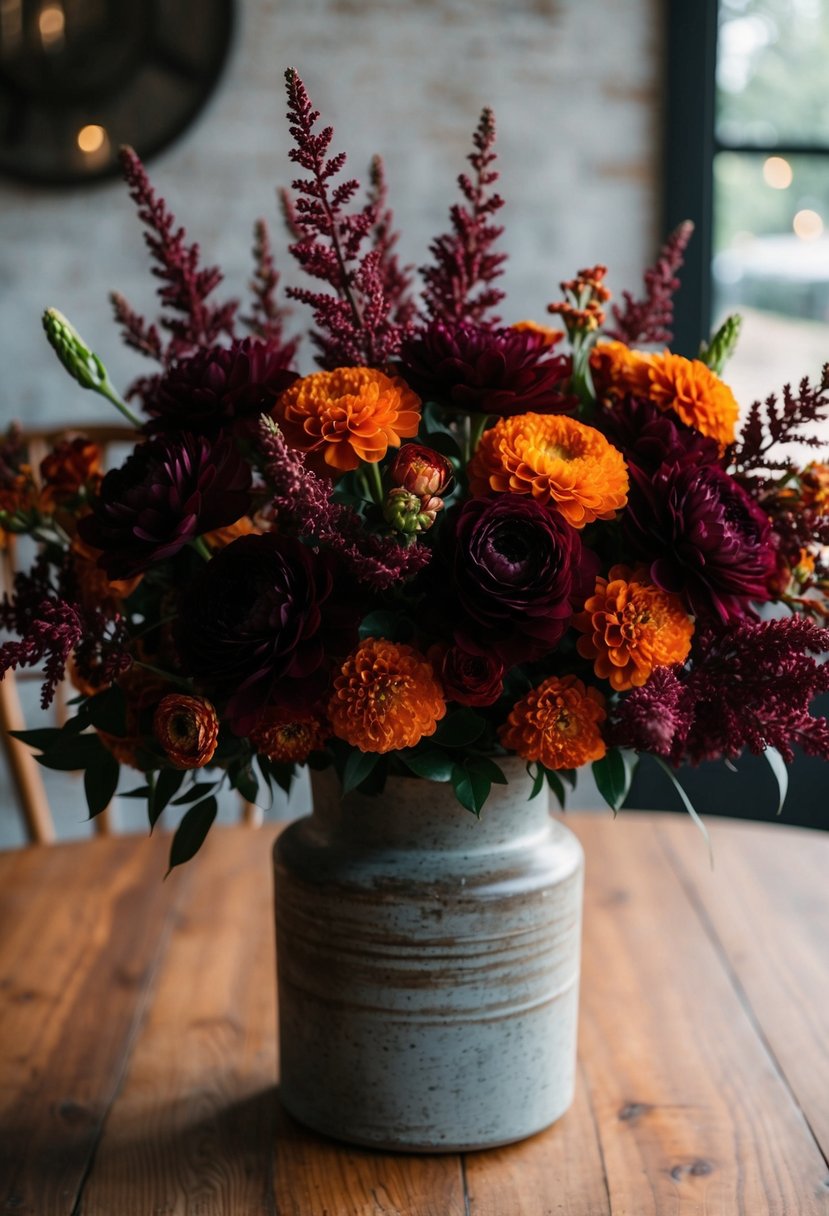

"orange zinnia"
[250,708,328,764]
[499,675,606,770]
[573,565,694,691]
[274,367,421,472]
[328,638,446,754]
[468,413,628,528]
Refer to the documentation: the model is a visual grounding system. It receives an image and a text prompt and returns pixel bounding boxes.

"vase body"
[272,758,584,1152]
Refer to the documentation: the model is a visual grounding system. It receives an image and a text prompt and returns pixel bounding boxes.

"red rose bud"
[383,488,444,534]
[389,443,453,498]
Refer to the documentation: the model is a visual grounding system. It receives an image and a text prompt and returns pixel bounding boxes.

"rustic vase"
[272,757,584,1152]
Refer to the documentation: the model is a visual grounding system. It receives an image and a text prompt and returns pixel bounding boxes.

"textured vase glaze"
[273,757,584,1152]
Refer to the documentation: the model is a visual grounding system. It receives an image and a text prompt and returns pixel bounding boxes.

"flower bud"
[153,694,220,769]
[383,487,444,534]
[389,443,453,498]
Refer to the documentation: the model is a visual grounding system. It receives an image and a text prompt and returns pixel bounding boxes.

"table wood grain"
[1,813,828,1215]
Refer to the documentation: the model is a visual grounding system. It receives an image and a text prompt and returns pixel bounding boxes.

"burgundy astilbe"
[609,666,691,758]
[732,364,829,488]
[367,155,417,329]
[240,218,298,359]
[607,221,694,346]
[259,418,431,590]
[281,68,409,368]
[111,147,238,372]
[420,108,506,327]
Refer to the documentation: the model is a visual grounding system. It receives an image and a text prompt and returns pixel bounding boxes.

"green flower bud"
[698,314,742,377]
[41,308,142,427]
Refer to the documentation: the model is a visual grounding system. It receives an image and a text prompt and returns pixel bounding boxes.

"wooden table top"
[1,812,828,1215]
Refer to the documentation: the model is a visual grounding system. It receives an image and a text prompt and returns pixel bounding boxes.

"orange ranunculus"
[39,437,103,509]
[328,638,446,754]
[645,351,739,447]
[573,565,694,692]
[273,367,421,472]
[468,412,629,528]
[153,694,220,769]
[250,707,327,764]
[499,675,607,770]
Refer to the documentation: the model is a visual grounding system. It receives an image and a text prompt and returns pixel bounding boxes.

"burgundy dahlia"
[623,460,776,624]
[597,396,721,475]
[78,433,252,579]
[399,320,574,417]
[176,533,360,734]
[447,493,591,663]
[142,338,298,438]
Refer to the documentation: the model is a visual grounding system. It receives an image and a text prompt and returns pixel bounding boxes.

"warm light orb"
[77,124,107,154]
[793,209,824,241]
[762,155,792,189]
[38,2,65,47]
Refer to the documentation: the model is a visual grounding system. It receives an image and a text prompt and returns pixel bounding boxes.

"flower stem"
[190,537,212,562]
[366,460,384,506]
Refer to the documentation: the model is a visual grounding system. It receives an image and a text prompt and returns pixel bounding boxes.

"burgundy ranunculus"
[597,396,721,475]
[143,338,298,438]
[78,432,252,579]
[399,320,575,417]
[431,638,505,707]
[176,533,360,734]
[448,493,588,663]
[623,460,776,623]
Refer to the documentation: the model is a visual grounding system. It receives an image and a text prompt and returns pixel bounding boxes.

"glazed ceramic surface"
[273,758,584,1151]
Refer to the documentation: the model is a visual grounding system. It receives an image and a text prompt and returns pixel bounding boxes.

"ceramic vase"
[273,757,584,1151]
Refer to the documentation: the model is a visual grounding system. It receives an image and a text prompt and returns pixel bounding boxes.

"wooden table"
[1,813,828,1215]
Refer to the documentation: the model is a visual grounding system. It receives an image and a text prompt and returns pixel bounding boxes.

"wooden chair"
[0,424,264,844]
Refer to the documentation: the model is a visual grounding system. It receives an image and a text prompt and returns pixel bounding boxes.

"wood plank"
[462,1060,611,1216]
[78,826,280,1216]
[657,815,829,1163]
[569,813,829,1216]
[0,832,183,1216]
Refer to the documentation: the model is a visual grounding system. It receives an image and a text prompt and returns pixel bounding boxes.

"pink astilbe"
[258,418,431,590]
[240,218,298,362]
[420,108,506,327]
[733,365,829,486]
[611,616,829,765]
[112,147,238,372]
[281,69,408,368]
[607,221,694,346]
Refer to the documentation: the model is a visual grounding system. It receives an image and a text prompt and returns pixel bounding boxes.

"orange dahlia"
[499,675,606,769]
[468,412,628,528]
[511,320,565,347]
[274,367,421,472]
[573,565,694,691]
[328,638,446,753]
[153,694,220,769]
[250,708,328,764]
[646,351,739,447]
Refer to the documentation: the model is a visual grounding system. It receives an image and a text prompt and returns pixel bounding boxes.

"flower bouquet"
[4,72,829,852]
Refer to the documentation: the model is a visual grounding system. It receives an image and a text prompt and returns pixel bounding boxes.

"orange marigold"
[328,638,446,753]
[274,367,421,472]
[499,675,607,770]
[250,707,328,764]
[468,413,629,528]
[646,351,739,447]
[573,565,694,691]
[153,694,220,769]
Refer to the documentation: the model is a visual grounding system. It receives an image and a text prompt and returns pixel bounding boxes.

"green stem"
[98,381,143,429]
[468,412,490,457]
[190,536,212,562]
[366,460,384,506]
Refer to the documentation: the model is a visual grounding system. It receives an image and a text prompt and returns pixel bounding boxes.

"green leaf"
[763,746,789,816]
[167,796,218,873]
[592,748,636,812]
[171,781,219,806]
[79,684,127,736]
[527,761,545,800]
[231,763,259,805]
[432,709,486,749]
[544,768,566,807]
[420,400,455,437]
[83,752,120,819]
[8,727,65,751]
[467,755,508,785]
[149,767,186,828]
[358,610,405,641]
[34,733,109,771]
[399,748,455,782]
[423,430,463,462]
[342,749,381,795]
[652,756,713,867]
[558,768,577,790]
[451,761,491,816]
[120,785,151,799]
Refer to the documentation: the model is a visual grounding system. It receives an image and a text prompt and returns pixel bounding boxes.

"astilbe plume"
[420,108,506,327]
[281,69,409,368]
[259,417,431,590]
[112,148,238,375]
[611,616,829,765]
[240,218,298,360]
[366,155,417,329]
[732,365,829,490]
[607,221,694,345]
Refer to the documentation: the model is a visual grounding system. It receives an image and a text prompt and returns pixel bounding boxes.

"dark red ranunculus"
[596,396,721,475]
[399,320,575,417]
[176,532,360,734]
[143,338,298,438]
[431,638,504,707]
[78,432,252,579]
[447,493,588,663]
[623,460,776,623]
